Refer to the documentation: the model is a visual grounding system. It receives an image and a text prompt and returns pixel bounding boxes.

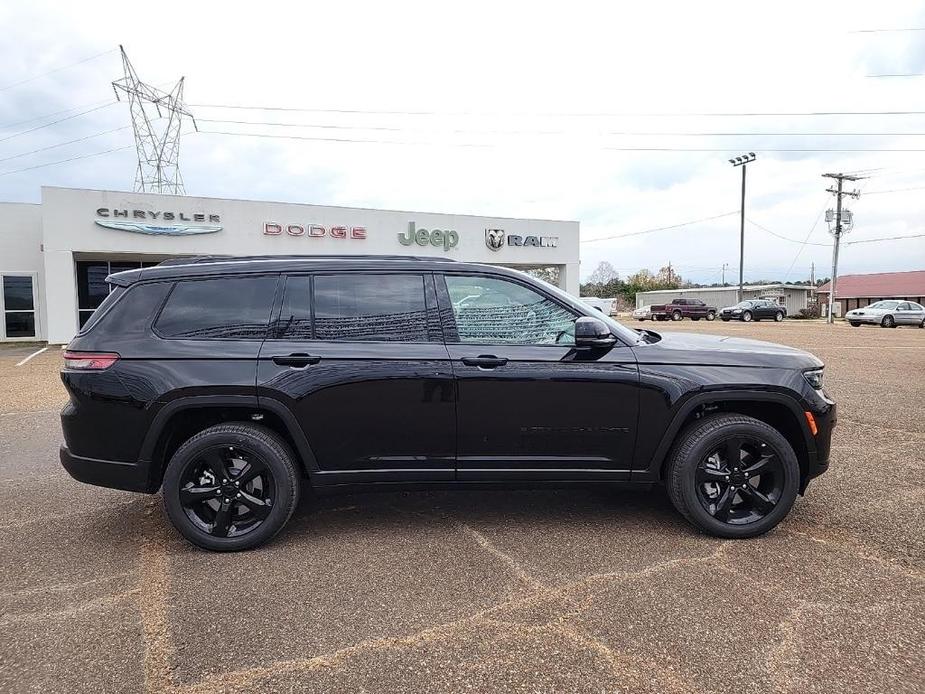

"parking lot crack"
[459,523,549,593]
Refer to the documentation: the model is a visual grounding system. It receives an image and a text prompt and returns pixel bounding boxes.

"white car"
[845,300,925,328]
[633,305,653,321]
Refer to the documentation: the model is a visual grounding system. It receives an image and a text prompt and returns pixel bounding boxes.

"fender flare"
[138,394,320,476]
[641,389,815,480]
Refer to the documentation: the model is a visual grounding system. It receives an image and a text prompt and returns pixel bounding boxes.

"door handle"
[461,355,508,368]
[272,353,321,367]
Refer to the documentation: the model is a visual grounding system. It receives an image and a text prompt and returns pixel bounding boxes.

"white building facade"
[0,187,580,343]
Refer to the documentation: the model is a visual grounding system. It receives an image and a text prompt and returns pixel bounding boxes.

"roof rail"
[156,254,458,266]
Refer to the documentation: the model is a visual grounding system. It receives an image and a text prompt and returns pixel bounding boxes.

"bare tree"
[587,261,618,285]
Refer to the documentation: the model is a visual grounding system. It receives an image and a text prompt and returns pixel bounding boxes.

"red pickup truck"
[649,298,717,321]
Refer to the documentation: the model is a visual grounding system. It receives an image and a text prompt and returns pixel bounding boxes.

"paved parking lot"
[1,321,923,693]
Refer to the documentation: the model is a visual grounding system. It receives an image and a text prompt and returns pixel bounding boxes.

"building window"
[76,260,142,327]
[2,275,36,338]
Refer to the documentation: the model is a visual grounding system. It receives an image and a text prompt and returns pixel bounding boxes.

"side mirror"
[574,316,617,348]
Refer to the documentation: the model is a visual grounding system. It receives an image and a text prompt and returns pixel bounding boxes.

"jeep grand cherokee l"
[59,255,835,551]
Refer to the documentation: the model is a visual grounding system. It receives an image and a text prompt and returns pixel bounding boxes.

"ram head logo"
[485,228,505,251]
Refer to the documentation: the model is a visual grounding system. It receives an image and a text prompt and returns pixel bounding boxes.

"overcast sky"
[1,0,923,284]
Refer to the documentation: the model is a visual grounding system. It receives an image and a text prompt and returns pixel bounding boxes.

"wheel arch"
[646,391,815,487]
[139,396,319,491]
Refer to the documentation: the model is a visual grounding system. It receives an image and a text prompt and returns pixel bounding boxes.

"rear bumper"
[59,445,151,493]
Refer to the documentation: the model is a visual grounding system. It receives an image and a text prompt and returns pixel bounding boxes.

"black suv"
[60,256,835,551]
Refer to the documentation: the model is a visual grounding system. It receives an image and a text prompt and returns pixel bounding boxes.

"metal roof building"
[817,270,925,317]
[635,284,814,316]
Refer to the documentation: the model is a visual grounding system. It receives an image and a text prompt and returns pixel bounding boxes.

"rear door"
[438,271,639,480]
[256,271,456,482]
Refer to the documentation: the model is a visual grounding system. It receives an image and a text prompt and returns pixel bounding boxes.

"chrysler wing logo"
[95,220,223,236]
[485,228,505,251]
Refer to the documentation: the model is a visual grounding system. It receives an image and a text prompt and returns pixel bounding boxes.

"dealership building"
[0,187,580,343]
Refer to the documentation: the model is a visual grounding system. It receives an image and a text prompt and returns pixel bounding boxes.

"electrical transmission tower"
[822,173,862,324]
[112,45,197,194]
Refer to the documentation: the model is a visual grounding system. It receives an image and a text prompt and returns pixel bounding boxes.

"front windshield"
[734,301,754,308]
[868,301,899,309]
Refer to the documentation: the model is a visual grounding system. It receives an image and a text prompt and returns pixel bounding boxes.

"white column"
[43,250,78,344]
[559,262,580,296]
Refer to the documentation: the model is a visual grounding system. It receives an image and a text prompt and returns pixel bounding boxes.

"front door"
[256,272,456,483]
[438,272,639,481]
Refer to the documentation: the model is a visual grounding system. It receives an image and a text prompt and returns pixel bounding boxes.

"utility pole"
[810,261,815,286]
[729,153,757,302]
[822,173,862,323]
[667,261,673,285]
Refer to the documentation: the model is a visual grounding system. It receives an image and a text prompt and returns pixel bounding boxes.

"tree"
[588,261,618,286]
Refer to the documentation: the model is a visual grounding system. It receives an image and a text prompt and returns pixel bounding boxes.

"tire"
[919,318,924,329]
[672,310,683,321]
[706,311,716,321]
[162,423,301,551]
[849,321,861,327]
[741,311,753,322]
[691,317,701,321]
[774,311,784,322]
[665,413,800,539]
[881,315,895,329]
[721,317,730,322]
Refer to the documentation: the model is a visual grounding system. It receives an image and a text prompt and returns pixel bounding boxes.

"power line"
[0,98,117,130]
[191,103,925,118]
[844,233,925,245]
[783,202,829,281]
[580,212,738,243]
[0,47,117,92]
[198,118,925,137]
[0,126,130,163]
[746,218,831,246]
[201,129,925,153]
[849,27,925,33]
[0,102,118,144]
[867,73,925,78]
[863,184,925,195]
[0,143,134,177]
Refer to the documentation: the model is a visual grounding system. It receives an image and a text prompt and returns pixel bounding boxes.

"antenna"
[112,46,197,194]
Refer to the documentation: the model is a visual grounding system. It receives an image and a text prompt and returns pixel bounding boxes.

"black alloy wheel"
[177,445,275,539]
[163,423,300,551]
[881,315,895,328]
[665,413,799,538]
[741,311,753,322]
[693,437,784,525]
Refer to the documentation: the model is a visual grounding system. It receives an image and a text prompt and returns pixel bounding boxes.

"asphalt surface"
[1,321,923,693]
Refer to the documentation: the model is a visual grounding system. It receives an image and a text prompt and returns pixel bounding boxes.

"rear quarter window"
[155,276,278,340]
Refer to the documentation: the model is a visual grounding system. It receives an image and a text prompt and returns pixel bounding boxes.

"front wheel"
[665,414,800,538]
[162,423,301,551]
[741,311,753,322]
[881,315,895,328]
[850,321,861,327]
[706,311,716,321]
[721,316,730,322]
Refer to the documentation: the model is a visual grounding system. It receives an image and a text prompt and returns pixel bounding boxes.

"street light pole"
[729,153,757,303]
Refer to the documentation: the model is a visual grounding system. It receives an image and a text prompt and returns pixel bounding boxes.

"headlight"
[803,368,824,390]
[732,309,742,313]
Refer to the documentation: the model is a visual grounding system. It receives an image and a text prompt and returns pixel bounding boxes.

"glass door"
[1,274,37,339]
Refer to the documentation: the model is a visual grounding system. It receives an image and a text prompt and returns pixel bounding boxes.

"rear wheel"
[741,311,753,322]
[672,310,683,321]
[774,311,784,322]
[881,315,895,328]
[850,321,861,327]
[162,423,300,551]
[665,414,800,538]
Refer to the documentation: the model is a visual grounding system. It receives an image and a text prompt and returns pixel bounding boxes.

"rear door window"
[312,274,432,342]
[155,276,277,339]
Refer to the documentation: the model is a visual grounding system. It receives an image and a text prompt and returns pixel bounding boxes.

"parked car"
[649,298,717,322]
[633,305,653,321]
[60,255,834,550]
[720,300,786,322]
[845,300,925,328]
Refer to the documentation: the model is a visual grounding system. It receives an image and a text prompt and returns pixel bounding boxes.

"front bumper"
[845,314,880,324]
[60,445,151,493]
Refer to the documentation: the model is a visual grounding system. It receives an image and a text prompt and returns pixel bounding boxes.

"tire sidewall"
[162,425,299,551]
[707,312,716,321]
[775,312,783,322]
[742,311,752,322]
[672,310,682,321]
[672,417,800,538]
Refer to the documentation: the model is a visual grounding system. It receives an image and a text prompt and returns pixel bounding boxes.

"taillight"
[63,351,120,370]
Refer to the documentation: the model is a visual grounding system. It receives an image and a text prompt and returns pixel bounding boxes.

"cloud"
[0,0,923,285]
